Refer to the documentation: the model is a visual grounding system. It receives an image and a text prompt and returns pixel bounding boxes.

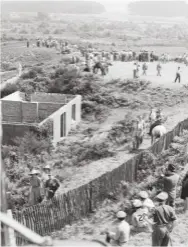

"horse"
[93,62,106,76]
[151,125,166,144]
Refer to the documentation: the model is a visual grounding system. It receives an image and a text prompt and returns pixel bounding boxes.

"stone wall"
[31,92,73,103]
[1,101,22,122]
[22,102,38,123]
[38,103,64,122]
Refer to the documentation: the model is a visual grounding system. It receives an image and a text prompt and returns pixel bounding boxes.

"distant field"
[1,42,61,68]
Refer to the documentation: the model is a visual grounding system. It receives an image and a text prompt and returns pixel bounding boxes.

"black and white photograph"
[1,0,188,246]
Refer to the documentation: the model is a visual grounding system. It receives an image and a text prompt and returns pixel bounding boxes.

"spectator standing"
[133,63,137,79]
[157,63,162,76]
[105,211,130,246]
[161,164,180,208]
[144,192,177,247]
[142,63,148,75]
[45,174,60,200]
[174,67,181,83]
[180,171,188,214]
[28,169,42,205]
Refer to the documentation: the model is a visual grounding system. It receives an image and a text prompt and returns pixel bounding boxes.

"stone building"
[1,91,81,145]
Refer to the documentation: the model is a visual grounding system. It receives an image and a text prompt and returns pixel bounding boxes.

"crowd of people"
[104,163,188,246]
[26,39,188,78]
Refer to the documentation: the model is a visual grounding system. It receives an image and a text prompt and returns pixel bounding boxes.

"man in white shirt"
[174,67,181,83]
[105,211,130,246]
[131,199,151,232]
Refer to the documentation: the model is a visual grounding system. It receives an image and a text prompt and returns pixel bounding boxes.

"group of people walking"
[133,61,184,83]
[104,163,188,246]
[28,165,60,206]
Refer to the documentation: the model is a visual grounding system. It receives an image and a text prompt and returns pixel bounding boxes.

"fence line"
[12,118,188,245]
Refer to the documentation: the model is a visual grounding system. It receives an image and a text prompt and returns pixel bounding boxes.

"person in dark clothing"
[174,67,181,83]
[45,174,60,200]
[180,171,188,213]
[26,40,30,48]
[160,164,180,208]
[144,192,177,247]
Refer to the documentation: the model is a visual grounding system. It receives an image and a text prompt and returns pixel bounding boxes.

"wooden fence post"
[7,210,16,246]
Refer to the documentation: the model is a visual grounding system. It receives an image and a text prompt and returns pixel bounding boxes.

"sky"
[2,0,188,13]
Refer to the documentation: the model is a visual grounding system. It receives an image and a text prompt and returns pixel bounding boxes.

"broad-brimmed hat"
[155,192,168,201]
[44,165,51,170]
[29,169,39,175]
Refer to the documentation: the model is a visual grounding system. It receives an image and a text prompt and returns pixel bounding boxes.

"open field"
[105,61,188,87]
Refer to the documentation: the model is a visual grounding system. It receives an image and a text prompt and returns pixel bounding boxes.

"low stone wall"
[12,118,188,245]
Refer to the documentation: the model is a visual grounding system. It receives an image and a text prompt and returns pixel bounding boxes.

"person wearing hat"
[105,211,130,246]
[160,163,180,208]
[133,62,137,78]
[148,108,163,136]
[28,169,42,206]
[144,192,177,246]
[44,173,60,200]
[180,170,188,214]
[139,191,155,210]
[131,199,151,232]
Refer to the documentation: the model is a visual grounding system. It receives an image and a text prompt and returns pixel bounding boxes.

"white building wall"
[39,95,81,145]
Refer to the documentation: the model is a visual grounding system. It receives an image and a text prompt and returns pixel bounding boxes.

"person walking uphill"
[144,192,177,247]
[160,163,180,208]
[105,211,130,246]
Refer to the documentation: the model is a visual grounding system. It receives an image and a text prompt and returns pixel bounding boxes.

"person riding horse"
[148,109,163,136]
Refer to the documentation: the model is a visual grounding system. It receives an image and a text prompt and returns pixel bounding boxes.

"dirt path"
[105,61,188,88]
[57,101,188,195]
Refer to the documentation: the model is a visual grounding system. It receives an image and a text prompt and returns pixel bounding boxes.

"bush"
[13,131,53,156]
[1,83,18,98]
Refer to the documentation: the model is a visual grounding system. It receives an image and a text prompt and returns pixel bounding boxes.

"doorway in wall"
[60,112,66,137]
[72,104,76,121]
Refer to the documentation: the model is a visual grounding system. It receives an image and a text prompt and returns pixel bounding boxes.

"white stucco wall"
[39,95,82,145]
